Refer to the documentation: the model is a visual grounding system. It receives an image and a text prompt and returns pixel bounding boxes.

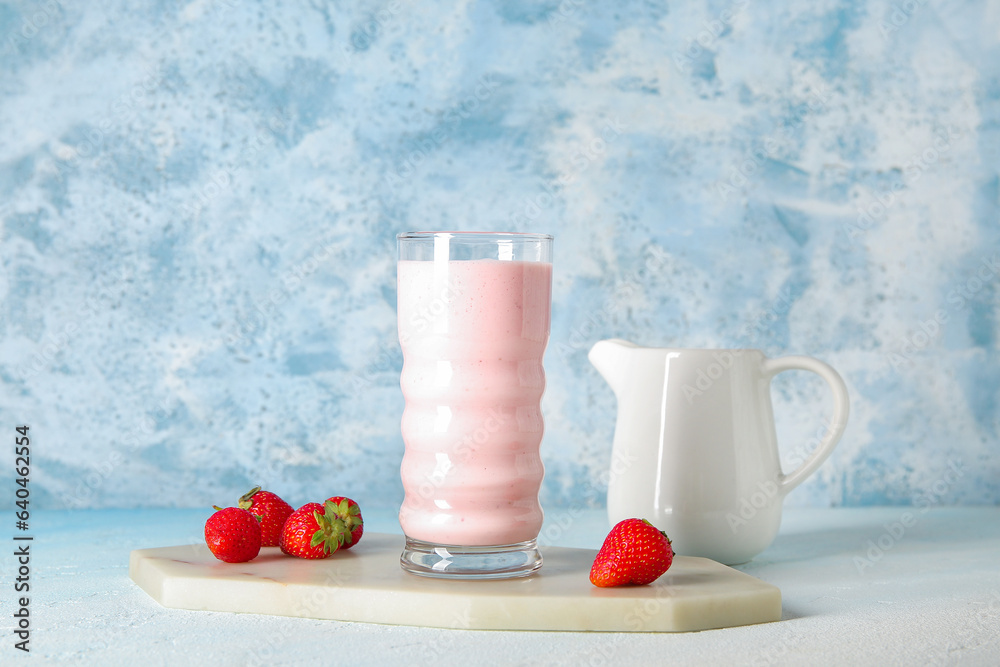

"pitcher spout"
[588,339,638,395]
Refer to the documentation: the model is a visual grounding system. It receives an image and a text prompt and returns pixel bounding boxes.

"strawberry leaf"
[310,528,326,548]
[238,486,261,510]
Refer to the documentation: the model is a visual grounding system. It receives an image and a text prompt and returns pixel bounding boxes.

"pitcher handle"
[761,355,850,494]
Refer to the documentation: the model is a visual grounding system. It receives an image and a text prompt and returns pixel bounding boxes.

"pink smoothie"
[397,259,552,546]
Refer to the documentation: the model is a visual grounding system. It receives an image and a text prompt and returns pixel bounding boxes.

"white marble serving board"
[129,533,781,632]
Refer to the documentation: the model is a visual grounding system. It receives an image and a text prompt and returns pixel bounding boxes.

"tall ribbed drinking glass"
[397,232,553,578]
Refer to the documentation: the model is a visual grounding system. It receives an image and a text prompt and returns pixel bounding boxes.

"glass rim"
[397,231,553,242]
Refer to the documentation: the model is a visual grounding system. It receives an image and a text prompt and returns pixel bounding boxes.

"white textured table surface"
[1,507,999,666]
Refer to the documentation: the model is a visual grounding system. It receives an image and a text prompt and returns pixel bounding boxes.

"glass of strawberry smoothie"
[397,231,553,578]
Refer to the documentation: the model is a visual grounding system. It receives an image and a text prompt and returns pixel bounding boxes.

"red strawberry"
[279,502,345,559]
[324,496,364,549]
[238,486,293,547]
[205,507,262,563]
[589,518,674,587]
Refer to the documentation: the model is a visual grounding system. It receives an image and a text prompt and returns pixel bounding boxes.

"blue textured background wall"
[0,0,997,510]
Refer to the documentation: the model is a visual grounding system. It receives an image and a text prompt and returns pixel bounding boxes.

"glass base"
[400,537,543,580]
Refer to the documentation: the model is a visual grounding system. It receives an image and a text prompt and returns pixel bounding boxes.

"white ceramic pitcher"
[589,340,849,564]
